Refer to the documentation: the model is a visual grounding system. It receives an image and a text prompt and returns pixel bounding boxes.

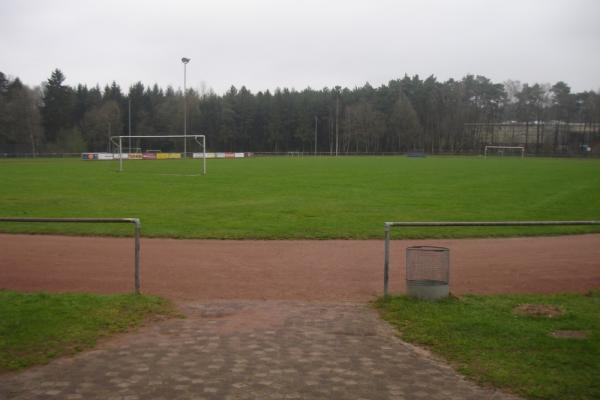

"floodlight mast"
[181,57,190,159]
[314,116,318,156]
[128,98,132,151]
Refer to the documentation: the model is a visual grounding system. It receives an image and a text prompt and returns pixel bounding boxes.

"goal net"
[110,134,206,174]
[484,145,525,158]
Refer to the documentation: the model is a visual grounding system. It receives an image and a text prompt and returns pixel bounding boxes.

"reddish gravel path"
[1,234,599,301]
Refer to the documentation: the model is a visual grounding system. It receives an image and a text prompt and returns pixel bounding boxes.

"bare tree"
[81,100,122,151]
[343,100,385,153]
[389,94,421,151]
[2,83,43,154]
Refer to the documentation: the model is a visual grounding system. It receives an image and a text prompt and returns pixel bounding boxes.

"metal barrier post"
[133,218,141,294]
[384,223,391,297]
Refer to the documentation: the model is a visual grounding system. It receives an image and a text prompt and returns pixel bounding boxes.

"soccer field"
[1,156,599,239]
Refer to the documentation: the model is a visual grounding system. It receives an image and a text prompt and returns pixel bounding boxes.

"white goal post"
[484,145,525,158]
[110,135,206,174]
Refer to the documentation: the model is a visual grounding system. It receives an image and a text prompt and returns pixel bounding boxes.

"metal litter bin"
[406,246,449,300]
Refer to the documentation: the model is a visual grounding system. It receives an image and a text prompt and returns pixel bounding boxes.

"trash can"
[406,246,449,300]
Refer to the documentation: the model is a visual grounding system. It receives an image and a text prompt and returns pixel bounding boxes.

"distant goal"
[484,145,525,158]
[110,134,206,174]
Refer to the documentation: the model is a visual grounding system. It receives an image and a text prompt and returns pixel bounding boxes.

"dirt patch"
[513,304,564,318]
[551,330,588,339]
[183,302,292,334]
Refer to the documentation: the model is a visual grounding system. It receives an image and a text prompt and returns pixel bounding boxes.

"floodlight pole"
[182,57,190,159]
[335,96,339,157]
[314,116,318,156]
[128,98,132,151]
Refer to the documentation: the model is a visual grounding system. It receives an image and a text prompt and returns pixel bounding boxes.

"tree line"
[1,69,599,155]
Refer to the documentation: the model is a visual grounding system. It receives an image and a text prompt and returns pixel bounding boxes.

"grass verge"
[0,290,179,372]
[375,291,600,400]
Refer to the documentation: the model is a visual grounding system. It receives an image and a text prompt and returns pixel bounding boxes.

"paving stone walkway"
[0,301,520,399]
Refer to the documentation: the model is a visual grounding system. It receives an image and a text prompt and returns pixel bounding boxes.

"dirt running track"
[1,234,599,301]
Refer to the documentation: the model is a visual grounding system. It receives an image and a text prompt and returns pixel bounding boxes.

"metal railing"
[383,220,600,297]
[0,217,142,294]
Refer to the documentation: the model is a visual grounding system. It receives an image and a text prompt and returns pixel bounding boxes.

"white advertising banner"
[193,152,216,159]
[97,153,114,160]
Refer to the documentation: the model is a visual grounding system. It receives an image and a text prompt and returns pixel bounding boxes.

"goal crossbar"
[484,145,524,158]
[110,134,206,174]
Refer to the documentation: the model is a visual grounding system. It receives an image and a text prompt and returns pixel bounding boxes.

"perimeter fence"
[2,151,599,158]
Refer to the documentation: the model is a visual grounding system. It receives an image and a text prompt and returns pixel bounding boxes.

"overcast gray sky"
[1,0,599,94]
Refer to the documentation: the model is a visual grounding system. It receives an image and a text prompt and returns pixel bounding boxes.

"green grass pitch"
[0,156,599,239]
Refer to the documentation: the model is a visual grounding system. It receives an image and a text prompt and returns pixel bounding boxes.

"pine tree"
[41,69,74,142]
